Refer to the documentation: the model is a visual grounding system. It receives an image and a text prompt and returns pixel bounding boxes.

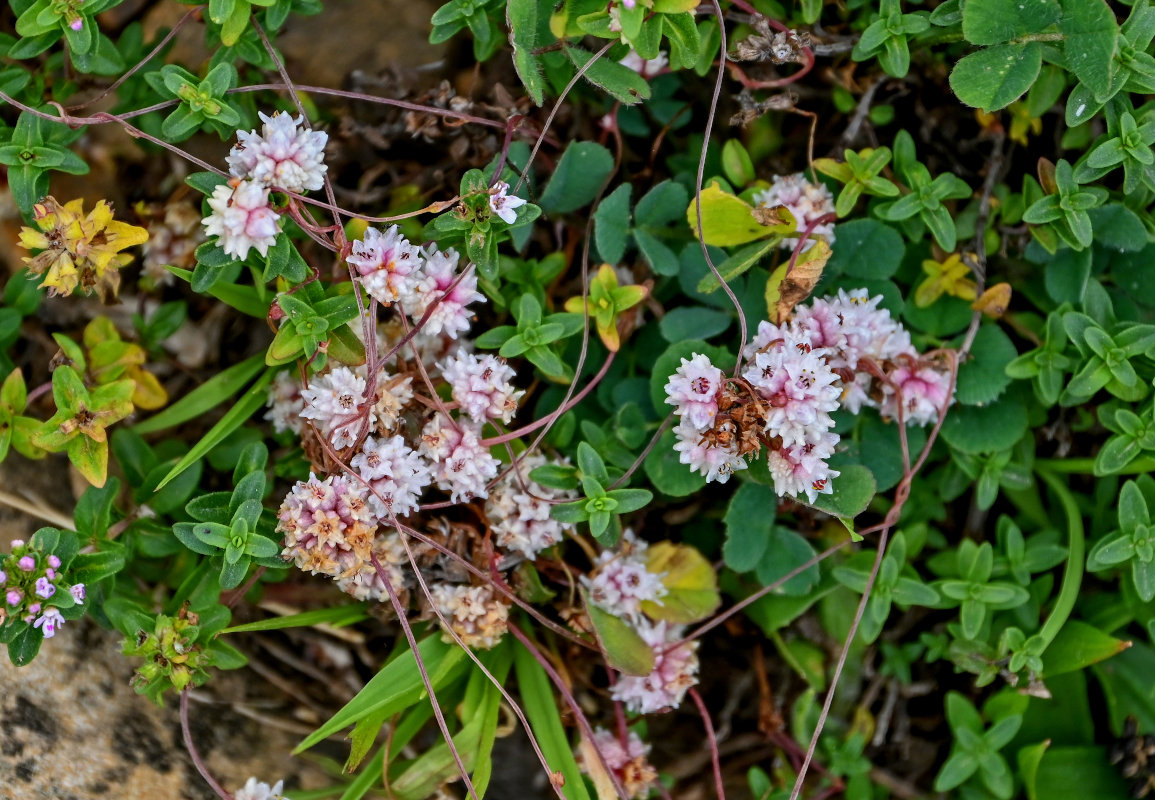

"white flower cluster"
[429,583,510,650]
[611,620,700,714]
[202,111,328,260]
[265,215,575,651]
[580,531,700,714]
[582,530,666,622]
[486,454,577,561]
[583,728,658,800]
[666,288,954,503]
[753,172,836,252]
[348,227,486,338]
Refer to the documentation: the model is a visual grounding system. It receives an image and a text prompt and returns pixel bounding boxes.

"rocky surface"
[0,618,330,800]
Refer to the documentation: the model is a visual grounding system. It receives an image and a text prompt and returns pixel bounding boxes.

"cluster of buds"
[122,609,212,698]
[752,172,836,252]
[18,196,149,301]
[202,111,328,259]
[0,539,85,639]
[666,288,953,502]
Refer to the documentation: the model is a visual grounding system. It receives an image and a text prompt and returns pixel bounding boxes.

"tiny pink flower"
[17,556,35,572]
[488,181,527,225]
[70,584,86,603]
[34,577,55,599]
[33,608,65,638]
[47,555,61,569]
[7,589,22,606]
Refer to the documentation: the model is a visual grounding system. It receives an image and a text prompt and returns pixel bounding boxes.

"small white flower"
[752,173,836,252]
[611,620,699,714]
[429,583,509,649]
[488,181,527,225]
[351,435,431,519]
[202,180,281,260]
[486,454,577,560]
[234,777,291,800]
[619,49,668,79]
[228,111,328,194]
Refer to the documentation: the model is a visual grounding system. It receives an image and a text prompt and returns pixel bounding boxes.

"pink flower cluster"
[348,227,485,337]
[584,728,658,799]
[203,111,329,260]
[665,289,953,503]
[753,172,836,252]
[0,540,85,640]
[228,111,328,194]
[773,288,952,424]
[582,530,667,621]
[611,620,700,714]
[486,454,578,560]
[277,473,407,602]
[580,531,699,714]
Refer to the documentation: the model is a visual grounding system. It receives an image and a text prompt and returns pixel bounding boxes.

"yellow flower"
[19,197,149,302]
[916,253,977,308]
[1007,102,1042,147]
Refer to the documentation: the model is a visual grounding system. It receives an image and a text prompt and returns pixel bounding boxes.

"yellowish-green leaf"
[653,0,699,12]
[641,541,721,623]
[687,183,776,247]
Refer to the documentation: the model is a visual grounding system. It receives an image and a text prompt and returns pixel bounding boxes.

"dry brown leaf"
[768,238,832,322]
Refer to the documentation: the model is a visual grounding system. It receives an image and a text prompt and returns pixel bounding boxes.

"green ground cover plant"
[1,0,1155,797]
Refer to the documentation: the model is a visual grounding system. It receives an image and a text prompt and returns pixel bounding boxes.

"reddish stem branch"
[180,691,234,800]
[690,687,728,800]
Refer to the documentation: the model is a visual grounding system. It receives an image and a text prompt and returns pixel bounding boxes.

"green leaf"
[538,141,614,214]
[1042,619,1132,677]
[827,219,904,279]
[956,324,1018,405]
[296,636,468,753]
[513,641,591,800]
[564,46,652,106]
[587,602,655,675]
[1031,746,1130,798]
[593,183,632,264]
[1088,204,1149,253]
[809,464,876,518]
[643,429,708,497]
[659,306,731,342]
[950,43,1043,112]
[723,482,775,572]
[132,353,266,434]
[941,390,1029,453]
[754,527,821,596]
[1058,0,1120,102]
[962,0,1060,44]
[695,239,778,294]
[154,369,275,490]
[508,0,547,105]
